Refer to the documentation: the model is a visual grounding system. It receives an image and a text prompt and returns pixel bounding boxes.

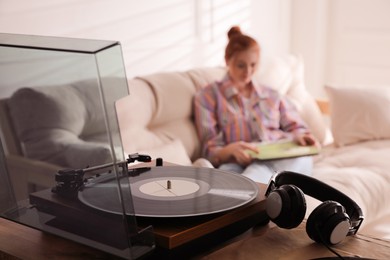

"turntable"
[29,154,268,258]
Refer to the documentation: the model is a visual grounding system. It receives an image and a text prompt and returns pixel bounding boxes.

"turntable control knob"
[156,157,163,166]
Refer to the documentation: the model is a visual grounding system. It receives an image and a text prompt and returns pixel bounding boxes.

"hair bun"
[227,26,242,40]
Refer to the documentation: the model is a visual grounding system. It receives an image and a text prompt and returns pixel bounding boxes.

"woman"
[193,26,319,183]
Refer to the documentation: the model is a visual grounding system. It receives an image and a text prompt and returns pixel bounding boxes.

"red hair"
[225,26,260,61]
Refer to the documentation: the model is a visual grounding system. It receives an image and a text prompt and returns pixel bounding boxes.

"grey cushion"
[8,81,123,168]
[9,86,86,139]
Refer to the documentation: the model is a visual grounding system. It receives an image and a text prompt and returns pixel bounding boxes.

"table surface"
[1,160,390,259]
[1,217,390,260]
[200,220,390,260]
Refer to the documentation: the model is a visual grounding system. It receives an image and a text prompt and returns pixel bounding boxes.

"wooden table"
[2,216,389,260]
[0,217,117,259]
[201,220,390,259]
[3,159,389,259]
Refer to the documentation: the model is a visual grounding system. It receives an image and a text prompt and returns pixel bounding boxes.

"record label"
[138,179,200,197]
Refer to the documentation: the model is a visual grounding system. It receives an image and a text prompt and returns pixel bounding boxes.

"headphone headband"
[266,171,364,235]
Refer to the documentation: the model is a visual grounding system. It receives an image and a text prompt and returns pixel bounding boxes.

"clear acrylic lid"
[0,33,154,259]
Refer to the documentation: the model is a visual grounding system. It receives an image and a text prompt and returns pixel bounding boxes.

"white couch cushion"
[120,68,227,161]
[137,72,196,126]
[186,67,227,91]
[116,79,167,154]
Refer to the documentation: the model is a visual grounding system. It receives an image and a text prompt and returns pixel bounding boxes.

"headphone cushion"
[266,184,306,229]
[306,201,351,245]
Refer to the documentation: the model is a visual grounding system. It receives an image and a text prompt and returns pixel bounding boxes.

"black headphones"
[265,171,364,245]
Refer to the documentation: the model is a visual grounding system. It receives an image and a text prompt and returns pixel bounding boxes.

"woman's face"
[226,48,259,88]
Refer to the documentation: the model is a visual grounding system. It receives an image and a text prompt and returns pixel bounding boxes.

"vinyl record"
[78,166,259,217]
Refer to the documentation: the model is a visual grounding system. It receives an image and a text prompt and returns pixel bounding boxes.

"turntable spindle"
[167,180,172,189]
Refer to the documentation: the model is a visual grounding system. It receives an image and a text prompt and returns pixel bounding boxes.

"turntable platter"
[78,166,259,217]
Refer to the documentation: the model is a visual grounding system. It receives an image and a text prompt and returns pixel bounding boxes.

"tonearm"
[52,153,152,198]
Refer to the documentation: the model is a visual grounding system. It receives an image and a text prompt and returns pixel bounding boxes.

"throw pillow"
[325,85,390,146]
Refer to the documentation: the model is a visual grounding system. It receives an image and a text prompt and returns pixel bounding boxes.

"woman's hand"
[295,133,320,148]
[216,141,258,166]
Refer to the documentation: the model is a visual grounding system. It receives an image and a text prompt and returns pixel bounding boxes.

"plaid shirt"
[194,75,309,160]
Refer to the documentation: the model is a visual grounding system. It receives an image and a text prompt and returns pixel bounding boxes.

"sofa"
[116,54,390,240]
[1,54,389,241]
[0,78,126,200]
[117,55,328,166]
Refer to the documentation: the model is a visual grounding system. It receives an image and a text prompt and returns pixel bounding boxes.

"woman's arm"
[279,97,319,146]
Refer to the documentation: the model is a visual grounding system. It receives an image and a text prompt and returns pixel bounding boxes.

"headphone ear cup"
[306,201,351,245]
[266,184,307,229]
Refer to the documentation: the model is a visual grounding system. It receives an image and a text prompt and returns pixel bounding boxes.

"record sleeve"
[247,139,319,160]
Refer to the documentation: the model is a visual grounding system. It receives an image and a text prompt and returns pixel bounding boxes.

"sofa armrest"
[5,154,59,200]
[63,141,119,169]
[192,158,214,168]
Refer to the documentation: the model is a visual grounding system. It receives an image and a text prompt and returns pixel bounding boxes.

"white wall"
[290,0,390,98]
[1,0,294,100]
[290,0,329,98]
[1,0,284,81]
[2,0,389,100]
[326,0,390,87]
[250,0,291,58]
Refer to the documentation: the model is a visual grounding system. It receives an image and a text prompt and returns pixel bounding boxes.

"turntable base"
[29,182,267,252]
[138,182,267,250]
